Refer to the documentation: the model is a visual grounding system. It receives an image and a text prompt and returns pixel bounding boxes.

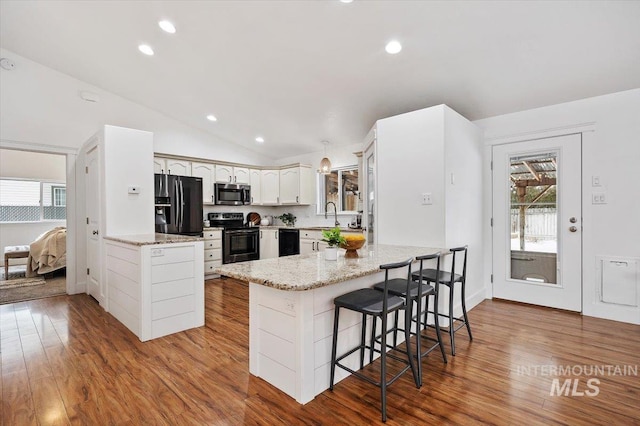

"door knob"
[569,226,577,232]
[92,230,99,235]
[569,217,577,223]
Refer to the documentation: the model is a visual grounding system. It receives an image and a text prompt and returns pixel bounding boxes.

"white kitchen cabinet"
[299,229,363,255]
[215,165,249,184]
[261,169,280,205]
[203,229,222,277]
[250,169,262,205]
[260,229,279,259]
[279,165,312,205]
[299,230,325,254]
[166,159,191,176]
[153,157,165,174]
[191,162,215,204]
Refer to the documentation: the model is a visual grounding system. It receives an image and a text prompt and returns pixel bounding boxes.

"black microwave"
[214,183,251,205]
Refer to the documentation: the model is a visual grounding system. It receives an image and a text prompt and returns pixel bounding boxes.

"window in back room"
[0,149,67,223]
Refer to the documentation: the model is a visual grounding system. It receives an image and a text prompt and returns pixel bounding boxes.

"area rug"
[0,267,66,305]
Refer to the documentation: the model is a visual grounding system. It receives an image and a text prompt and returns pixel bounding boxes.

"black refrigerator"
[154,173,203,236]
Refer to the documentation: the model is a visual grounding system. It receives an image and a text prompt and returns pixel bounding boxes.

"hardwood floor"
[1,277,639,425]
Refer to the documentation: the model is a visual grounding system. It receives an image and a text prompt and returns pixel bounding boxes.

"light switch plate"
[592,176,601,187]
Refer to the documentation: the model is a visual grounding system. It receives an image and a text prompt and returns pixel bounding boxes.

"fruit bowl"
[340,234,366,258]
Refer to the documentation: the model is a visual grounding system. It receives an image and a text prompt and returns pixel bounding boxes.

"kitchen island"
[214,244,442,404]
[104,233,204,342]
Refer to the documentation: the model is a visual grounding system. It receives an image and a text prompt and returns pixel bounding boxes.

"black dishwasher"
[279,228,300,257]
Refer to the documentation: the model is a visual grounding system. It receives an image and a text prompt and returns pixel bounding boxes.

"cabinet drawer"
[204,249,222,261]
[203,230,222,240]
[205,260,222,274]
[204,239,222,250]
[300,230,321,239]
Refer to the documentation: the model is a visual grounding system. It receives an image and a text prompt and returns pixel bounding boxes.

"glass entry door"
[492,134,582,311]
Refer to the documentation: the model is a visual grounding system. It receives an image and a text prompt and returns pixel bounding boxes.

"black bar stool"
[372,252,447,387]
[329,258,417,422]
[412,246,472,355]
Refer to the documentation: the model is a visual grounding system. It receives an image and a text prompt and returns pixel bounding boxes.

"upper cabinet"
[250,169,262,205]
[154,157,191,176]
[261,170,280,205]
[215,165,249,184]
[191,162,215,204]
[280,165,312,205]
[153,155,310,206]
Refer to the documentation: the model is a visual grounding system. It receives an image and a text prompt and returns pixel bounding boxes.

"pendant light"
[319,140,332,175]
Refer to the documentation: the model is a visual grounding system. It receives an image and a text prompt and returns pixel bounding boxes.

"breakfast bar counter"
[214,244,442,404]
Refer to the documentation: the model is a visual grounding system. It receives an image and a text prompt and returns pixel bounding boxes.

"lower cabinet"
[260,229,279,259]
[105,240,204,342]
[299,230,327,254]
[204,229,222,277]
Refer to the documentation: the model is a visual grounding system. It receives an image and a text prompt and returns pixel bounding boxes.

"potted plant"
[321,227,346,261]
[277,213,296,227]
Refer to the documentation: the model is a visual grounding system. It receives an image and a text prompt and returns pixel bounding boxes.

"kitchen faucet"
[325,201,340,227]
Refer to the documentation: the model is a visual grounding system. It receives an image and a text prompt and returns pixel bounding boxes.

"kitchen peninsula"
[104,234,204,342]
[214,244,443,404]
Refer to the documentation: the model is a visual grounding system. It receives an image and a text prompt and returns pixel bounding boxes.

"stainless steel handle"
[234,176,237,183]
[92,230,99,235]
[569,226,578,232]
[296,196,299,203]
[569,217,577,223]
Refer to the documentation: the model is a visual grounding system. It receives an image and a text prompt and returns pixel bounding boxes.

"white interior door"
[85,147,103,305]
[492,134,582,311]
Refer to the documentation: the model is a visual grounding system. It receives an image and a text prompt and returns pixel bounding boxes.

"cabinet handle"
[168,169,171,174]
[251,196,254,204]
[296,196,299,203]
[277,196,279,204]
[260,231,263,238]
[234,176,236,183]
[275,232,278,240]
[312,242,316,251]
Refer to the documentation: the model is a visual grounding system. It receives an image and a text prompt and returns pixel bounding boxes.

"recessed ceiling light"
[340,0,353,3]
[158,20,176,34]
[138,44,154,56]
[255,137,265,143]
[385,40,402,54]
[206,114,217,122]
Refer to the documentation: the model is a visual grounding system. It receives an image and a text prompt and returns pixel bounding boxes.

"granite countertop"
[203,227,224,231]
[213,244,443,291]
[104,233,204,246]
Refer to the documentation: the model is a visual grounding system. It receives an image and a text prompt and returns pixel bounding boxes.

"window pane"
[324,171,339,207]
[340,169,359,211]
[43,183,66,220]
[509,152,557,284]
[0,179,41,222]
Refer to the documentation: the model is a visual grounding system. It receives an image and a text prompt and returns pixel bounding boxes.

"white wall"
[0,48,270,165]
[475,88,640,324]
[0,149,66,180]
[376,106,447,247]
[103,126,155,236]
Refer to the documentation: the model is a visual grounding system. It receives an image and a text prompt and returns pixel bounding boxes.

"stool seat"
[4,245,30,256]
[372,278,434,298]
[412,269,461,285]
[4,245,30,279]
[334,288,404,315]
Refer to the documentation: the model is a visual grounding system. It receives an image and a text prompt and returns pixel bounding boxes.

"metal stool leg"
[461,281,473,340]
[359,313,366,369]
[329,306,340,390]
[449,284,456,356]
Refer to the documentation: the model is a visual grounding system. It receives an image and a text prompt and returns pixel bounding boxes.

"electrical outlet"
[421,192,433,205]
[285,300,295,311]
[592,193,607,204]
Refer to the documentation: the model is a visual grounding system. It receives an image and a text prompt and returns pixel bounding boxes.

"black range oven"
[208,212,259,264]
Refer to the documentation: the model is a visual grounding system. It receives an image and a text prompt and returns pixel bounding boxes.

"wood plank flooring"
[1,277,639,425]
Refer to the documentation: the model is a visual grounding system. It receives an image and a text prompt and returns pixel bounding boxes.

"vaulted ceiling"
[1,1,639,159]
